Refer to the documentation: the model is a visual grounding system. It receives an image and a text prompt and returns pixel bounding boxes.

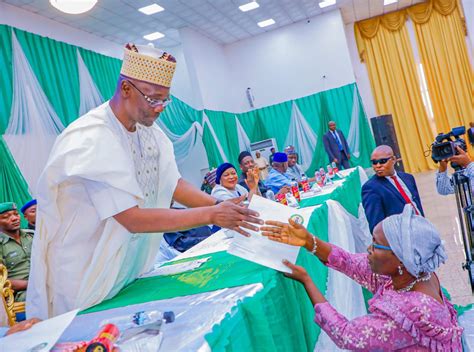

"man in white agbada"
[26,44,261,319]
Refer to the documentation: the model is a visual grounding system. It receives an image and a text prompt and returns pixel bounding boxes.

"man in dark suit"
[362,145,424,233]
[322,121,351,169]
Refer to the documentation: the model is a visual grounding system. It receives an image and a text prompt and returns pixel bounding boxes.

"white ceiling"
[3,0,425,47]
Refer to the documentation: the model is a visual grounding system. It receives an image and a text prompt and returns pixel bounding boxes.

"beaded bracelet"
[311,235,318,255]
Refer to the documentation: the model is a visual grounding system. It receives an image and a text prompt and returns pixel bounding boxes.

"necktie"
[332,132,343,151]
[390,176,419,215]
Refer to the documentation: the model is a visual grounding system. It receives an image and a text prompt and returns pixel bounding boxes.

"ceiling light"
[143,31,165,41]
[318,0,336,9]
[239,1,259,12]
[258,19,275,28]
[49,0,97,14]
[384,0,397,5]
[138,3,165,15]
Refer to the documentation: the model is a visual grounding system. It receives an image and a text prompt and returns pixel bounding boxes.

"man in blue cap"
[0,202,33,302]
[20,199,37,231]
[265,152,293,194]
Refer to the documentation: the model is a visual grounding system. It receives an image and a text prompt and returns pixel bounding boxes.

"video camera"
[431,126,467,163]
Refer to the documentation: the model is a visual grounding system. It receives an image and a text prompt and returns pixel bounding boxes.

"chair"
[0,264,26,326]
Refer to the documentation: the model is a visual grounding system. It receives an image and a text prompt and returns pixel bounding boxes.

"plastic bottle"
[290,179,301,201]
[286,193,299,208]
[327,164,334,178]
[314,171,321,186]
[326,165,334,184]
[301,174,310,192]
[319,167,326,185]
[331,161,339,174]
[101,310,175,331]
[266,189,275,201]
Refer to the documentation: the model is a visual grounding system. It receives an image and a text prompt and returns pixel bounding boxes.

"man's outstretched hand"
[211,196,262,236]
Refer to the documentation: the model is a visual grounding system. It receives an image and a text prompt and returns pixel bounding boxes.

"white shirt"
[436,162,474,195]
[27,102,181,318]
[211,184,249,201]
[385,171,419,213]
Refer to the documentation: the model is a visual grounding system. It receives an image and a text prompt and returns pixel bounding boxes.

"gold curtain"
[355,12,435,173]
[407,0,474,135]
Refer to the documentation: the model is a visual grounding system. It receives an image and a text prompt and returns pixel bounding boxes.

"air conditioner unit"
[250,138,278,161]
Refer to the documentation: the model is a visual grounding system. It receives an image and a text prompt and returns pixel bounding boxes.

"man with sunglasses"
[362,145,424,233]
[26,44,262,319]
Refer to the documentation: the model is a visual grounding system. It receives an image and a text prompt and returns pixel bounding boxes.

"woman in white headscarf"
[261,205,463,351]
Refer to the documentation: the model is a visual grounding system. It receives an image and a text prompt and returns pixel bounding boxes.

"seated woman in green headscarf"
[261,205,463,351]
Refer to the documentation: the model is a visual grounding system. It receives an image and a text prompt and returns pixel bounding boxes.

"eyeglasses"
[371,157,393,165]
[371,242,392,251]
[126,80,172,108]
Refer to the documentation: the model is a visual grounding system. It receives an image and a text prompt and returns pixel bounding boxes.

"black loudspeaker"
[370,114,404,172]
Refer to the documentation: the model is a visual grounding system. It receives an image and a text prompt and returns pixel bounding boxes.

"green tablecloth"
[299,169,361,216]
[82,169,362,351]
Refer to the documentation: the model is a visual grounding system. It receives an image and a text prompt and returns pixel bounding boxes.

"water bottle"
[315,171,324,187]
[331,161,339,174]
[326,165,334,184]
[301,174,310,192]
[327,164,334,178]
[319,167,326,185]
[290,179,301,201]
[266,189,275,201]
[286,193,299,208]
[101,310,175,331]
[314,171,321,186]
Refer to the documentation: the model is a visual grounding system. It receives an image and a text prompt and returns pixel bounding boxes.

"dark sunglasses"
[371,157,393,165]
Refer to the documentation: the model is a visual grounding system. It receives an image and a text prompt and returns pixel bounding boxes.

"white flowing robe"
[26,102,180,319]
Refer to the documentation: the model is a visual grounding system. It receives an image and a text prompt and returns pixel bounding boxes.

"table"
[59,167,370,351]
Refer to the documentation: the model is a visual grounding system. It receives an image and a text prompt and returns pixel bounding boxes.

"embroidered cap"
[284,145,297,155]
[120,43,176,88]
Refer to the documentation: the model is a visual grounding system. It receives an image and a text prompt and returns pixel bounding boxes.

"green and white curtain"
[0,24,376,204]
[5,32,65,195]
[284,102,318,171]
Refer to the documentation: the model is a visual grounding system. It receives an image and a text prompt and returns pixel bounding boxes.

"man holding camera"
[436,146,474,195]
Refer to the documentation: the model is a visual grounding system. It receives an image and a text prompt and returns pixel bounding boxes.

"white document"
[141,257,210,278]
[170,229,232,262]
[228,233,300,273]
[0,309,79,352]
[227,195,304,273]
[248,195,311,228]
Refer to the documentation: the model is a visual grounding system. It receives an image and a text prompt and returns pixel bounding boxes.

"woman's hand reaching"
[260,218,310,247]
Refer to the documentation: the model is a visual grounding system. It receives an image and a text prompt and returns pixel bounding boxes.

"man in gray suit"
[322,121,351,169]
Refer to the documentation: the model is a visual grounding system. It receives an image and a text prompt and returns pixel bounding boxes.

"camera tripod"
[452,170,474,292]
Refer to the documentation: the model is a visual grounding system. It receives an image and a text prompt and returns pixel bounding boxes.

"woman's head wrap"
[215,163,236,185]
[382,205,447,277]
